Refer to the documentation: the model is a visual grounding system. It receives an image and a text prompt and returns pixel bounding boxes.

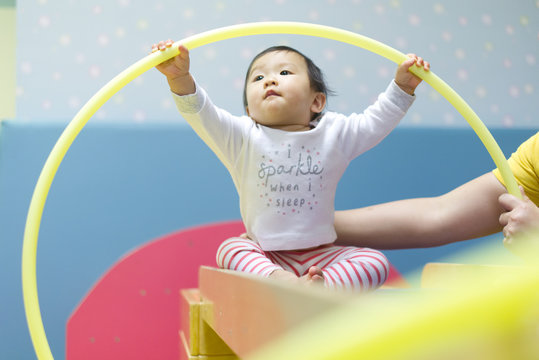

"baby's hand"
[152,40,195,95]
[152,40,189,78]
[394,54,430,95]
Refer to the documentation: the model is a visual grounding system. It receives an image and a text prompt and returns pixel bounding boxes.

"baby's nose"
[264,77,277,87]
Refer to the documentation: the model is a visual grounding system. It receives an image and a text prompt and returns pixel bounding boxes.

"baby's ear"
[310,92,326,114]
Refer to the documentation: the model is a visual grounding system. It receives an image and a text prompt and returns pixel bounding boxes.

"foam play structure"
[65,220,408,359]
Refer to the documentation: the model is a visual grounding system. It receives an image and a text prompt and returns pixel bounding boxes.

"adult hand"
[499,186,539,247]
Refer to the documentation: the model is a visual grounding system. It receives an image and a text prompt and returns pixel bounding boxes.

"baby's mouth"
[264,90,280,99]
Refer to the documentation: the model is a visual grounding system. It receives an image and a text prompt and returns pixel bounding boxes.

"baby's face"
[245,51,324,131]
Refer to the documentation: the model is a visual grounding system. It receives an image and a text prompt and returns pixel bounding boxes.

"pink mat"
[66,221,245,360]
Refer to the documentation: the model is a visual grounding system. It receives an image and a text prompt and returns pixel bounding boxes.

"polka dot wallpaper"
[16,0,538,127]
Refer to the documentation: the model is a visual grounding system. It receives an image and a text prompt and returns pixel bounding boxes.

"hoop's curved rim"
[21,21,520,360]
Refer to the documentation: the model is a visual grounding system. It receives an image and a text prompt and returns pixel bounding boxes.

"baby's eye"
[280,70,291,75]
[253,75,264,81]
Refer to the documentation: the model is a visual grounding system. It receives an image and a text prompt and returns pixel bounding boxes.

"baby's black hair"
[242,46,333,111]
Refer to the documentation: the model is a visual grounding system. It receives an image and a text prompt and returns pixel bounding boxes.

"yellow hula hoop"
[22,21,520,359]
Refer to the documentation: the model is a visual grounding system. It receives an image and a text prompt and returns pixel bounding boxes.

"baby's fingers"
[151,39,175,53]
[403,54,430,70]
[400,53,420,69]
[414,57,430,71]
[158,39,174,51]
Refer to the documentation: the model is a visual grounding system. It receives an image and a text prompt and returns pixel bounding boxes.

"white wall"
[0,0,16,120]
[15,0,538,127]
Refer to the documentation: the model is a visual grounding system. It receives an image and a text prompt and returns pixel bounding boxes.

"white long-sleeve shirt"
[174,80,414,251]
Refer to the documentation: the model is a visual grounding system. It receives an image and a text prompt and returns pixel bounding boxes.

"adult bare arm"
[334,172,507,249]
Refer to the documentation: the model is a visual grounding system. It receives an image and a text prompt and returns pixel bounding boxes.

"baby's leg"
[321,247,389,291]
[216,237,283,278]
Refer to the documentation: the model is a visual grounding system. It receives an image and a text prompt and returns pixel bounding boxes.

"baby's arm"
[394,54,430,95]
[152,40,195,96]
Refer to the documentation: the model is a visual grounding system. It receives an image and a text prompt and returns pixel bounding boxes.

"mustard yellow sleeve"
[493,132,539,206]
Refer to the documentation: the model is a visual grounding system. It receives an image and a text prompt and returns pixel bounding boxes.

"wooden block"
[421,262,528,289]
[198,307,236,356]
[198,266,351,358]
[180,331,238,360]
[180,289,201,356]
[180,288,237,358]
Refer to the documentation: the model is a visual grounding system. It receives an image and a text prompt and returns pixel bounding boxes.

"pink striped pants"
[216,238,389,291]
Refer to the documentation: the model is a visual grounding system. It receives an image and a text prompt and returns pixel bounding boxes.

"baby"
[154,40,429,290]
